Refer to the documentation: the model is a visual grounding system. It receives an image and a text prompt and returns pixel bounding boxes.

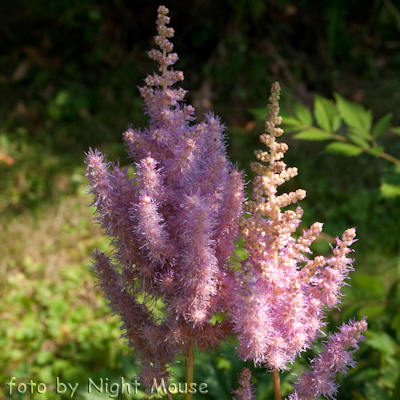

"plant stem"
[269,141,282,400]
[272,370,282,400]
[184,344,194,400]
[167,392,174,400]
[380,151,400,165]
[382,0,400,30]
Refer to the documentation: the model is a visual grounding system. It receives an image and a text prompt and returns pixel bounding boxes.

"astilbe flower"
[288,318,368,400]
[232,368,256,400]
[85,5,245,390]
[230,83,367,399]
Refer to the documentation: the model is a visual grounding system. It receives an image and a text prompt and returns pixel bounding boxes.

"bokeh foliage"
[1,0,400,399]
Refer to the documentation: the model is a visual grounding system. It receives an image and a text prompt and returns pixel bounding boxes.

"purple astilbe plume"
[288,318,368,400]
[232,368,256,400]
[85,5,245,390]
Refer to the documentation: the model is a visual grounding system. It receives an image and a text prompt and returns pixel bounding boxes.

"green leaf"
[46,318,62,338]
[383,168,400,184]
[380,357,400,389]
[235,248,247,260]
[37,365,53,383]
[381,168,400,199]
[49,298,69,318]
[281,115,307,133]
[324,142,363,156]
[353,274,385,299]
[358,305,385,319]
[294,103,313,125]
[334,93,372,138]
[281,115,304,126]
[347,133,370,147]
[380,182,400,198]
[35,350,54,365]
[365,331,397,356]
[279,109,294,119]
[391,314,400,342]
[249,108,267,121]
[372,112,392,138]
[367,146,385,157]
[215,355,232,370]
[314,95,341,132]
[390,126,400,136]
[293,130,333,140]
[365,381,392,400]
[210,312,226,324]
[55,90,70,106]
[250,108,307,133]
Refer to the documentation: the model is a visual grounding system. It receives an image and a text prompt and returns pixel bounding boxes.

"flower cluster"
[231,82,362,374]
[85,5,244,388]
[85,5,367,399]
[232,368,255,400]
[289,318,368,400]
[228,84,367,399]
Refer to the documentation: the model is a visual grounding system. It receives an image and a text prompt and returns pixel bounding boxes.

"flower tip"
[356,317,368,332]
[272,81,281,91]
[157,5,169,14]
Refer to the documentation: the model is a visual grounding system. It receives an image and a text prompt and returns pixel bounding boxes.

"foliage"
[1,190,399,400]
[0,127,85,218]
[0,193,145,400]
[2,0,400,217]
[252,94,400,198]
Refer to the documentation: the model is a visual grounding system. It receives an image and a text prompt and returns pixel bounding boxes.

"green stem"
[272,370,282,400]
[299,127,400,165]
[184,344,194,400]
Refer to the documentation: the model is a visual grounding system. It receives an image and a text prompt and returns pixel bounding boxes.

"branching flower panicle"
[85,5,245,389]
[231,82,366,396]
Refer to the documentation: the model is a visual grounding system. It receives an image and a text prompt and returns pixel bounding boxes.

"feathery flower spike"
[85,5,245,390]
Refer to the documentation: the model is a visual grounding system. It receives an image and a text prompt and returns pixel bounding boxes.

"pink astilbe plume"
[230,82,366,382]
[85,5,245,388]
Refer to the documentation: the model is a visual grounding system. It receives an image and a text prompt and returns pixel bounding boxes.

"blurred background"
[1,0,400,399]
